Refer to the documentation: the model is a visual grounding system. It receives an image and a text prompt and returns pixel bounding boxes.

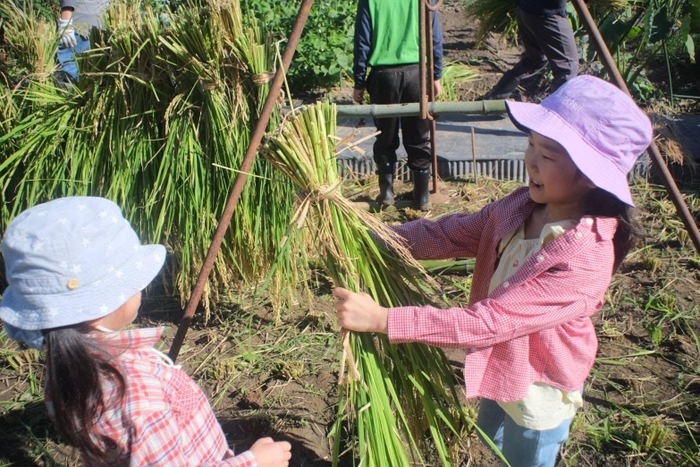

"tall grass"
[263,102,472,466]
[0,0,297,314]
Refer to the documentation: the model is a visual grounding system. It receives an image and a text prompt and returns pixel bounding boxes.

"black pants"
[367,64,431,171]
[512,7,578,90]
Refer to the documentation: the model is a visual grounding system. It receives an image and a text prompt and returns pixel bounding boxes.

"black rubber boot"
[412,169,431,211]
[485,70,520,100]
[376,163,395,207]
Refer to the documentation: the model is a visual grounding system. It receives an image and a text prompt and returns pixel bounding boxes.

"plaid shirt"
[47,327,257,467]
[389,187,616,402]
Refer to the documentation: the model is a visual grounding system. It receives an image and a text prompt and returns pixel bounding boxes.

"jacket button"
[575,231,583,239]
[585,218,593,226]
[503,281,510,288]
[536,255,545,262]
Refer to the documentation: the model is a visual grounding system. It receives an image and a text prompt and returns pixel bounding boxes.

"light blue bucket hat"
[0,197,166,348]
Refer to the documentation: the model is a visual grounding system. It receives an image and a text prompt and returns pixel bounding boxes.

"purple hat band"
[506,75,653,206]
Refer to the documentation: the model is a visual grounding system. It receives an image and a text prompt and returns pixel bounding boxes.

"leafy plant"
[239,0,355,91]
[589,0,700,100]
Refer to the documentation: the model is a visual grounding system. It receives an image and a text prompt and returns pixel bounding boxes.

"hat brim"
[506,100,635,206]
[0,244,165,331]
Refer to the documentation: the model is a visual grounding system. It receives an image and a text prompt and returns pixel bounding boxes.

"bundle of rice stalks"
[0,1,56,82]
[464,0,630,45]
[263,101,472,466]
[0,0,297,314]
[464,0,518,45]
[438,61,480,102]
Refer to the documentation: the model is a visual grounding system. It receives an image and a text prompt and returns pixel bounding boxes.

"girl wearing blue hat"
[333,75,653,467]
[0,197,291,467]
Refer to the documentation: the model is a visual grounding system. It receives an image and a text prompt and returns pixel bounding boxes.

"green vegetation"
[463,0,700,101]
[263,102,475,466]
[240,0,355,91]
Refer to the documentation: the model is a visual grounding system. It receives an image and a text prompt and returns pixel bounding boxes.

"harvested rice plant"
[0,0,299,312]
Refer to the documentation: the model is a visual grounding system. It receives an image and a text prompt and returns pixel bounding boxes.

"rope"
[252,70,276,86]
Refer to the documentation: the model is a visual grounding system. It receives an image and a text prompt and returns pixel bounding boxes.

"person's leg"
[500,413,573,467]
[398,65,431,171]
[368,68,401,205]
[533,13,578,90]
[476,398,506,453]
[368,68,401,167]
[487,7,548,99]
[55,34,91,84]
[511,8,551,82]
[399,65,432,209]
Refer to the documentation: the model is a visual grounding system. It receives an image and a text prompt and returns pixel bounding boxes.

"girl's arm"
[336,236,614,349]
[129,410,266,467]
[391,197,500,260]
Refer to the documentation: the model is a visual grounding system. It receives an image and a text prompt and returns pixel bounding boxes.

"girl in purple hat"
[0,197,292,467]
[332,75,653,467]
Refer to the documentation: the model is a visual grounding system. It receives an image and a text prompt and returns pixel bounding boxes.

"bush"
[239,0,354,92]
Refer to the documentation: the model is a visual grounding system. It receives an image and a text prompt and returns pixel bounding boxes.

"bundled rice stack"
[263,101,472,466]
[0,0,297,312]
[464,0,629,44]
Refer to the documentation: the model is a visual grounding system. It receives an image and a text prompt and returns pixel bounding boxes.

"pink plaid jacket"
[388,187,616,402]
[48,327,257,467]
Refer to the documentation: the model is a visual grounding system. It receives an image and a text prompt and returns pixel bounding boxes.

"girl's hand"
[250,437,292,467]
[333,287,389,334]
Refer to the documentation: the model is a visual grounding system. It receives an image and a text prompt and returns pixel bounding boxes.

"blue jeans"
[476,398,573,467]
[55,34,91,83]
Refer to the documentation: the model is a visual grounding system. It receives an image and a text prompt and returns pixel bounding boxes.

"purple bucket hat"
[0,197,165,348]
[505,75,653,206]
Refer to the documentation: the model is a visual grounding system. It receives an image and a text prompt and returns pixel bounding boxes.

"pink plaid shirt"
[47,327,257,467]
[388,187,616,402]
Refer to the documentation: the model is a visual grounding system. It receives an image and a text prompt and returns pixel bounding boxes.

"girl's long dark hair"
[44,327,125,460]
[583,187,643,273]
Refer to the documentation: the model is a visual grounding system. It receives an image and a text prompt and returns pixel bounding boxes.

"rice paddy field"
[1,0,700,466]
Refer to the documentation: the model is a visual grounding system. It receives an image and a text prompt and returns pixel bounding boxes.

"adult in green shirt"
[353,0,443,210]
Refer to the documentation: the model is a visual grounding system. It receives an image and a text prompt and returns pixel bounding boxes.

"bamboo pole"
[571,0,700,255]
[336,100,506,118]
[168,0,315,362]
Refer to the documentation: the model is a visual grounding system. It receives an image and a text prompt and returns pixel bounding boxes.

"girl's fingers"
[333,287,352,300]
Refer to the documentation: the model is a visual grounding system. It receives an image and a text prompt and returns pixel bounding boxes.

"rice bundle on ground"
[0,0,297,312]
[263,101,472,466]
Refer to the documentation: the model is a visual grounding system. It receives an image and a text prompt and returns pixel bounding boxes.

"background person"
[353,0,443,210]
[485,0,578,100]
[56,0,109,84]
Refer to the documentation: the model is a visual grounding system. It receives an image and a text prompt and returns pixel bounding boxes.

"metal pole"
[418,0,428,120]
[425,0,438,192]
[168,0,315,362]
[571,0,700,255]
